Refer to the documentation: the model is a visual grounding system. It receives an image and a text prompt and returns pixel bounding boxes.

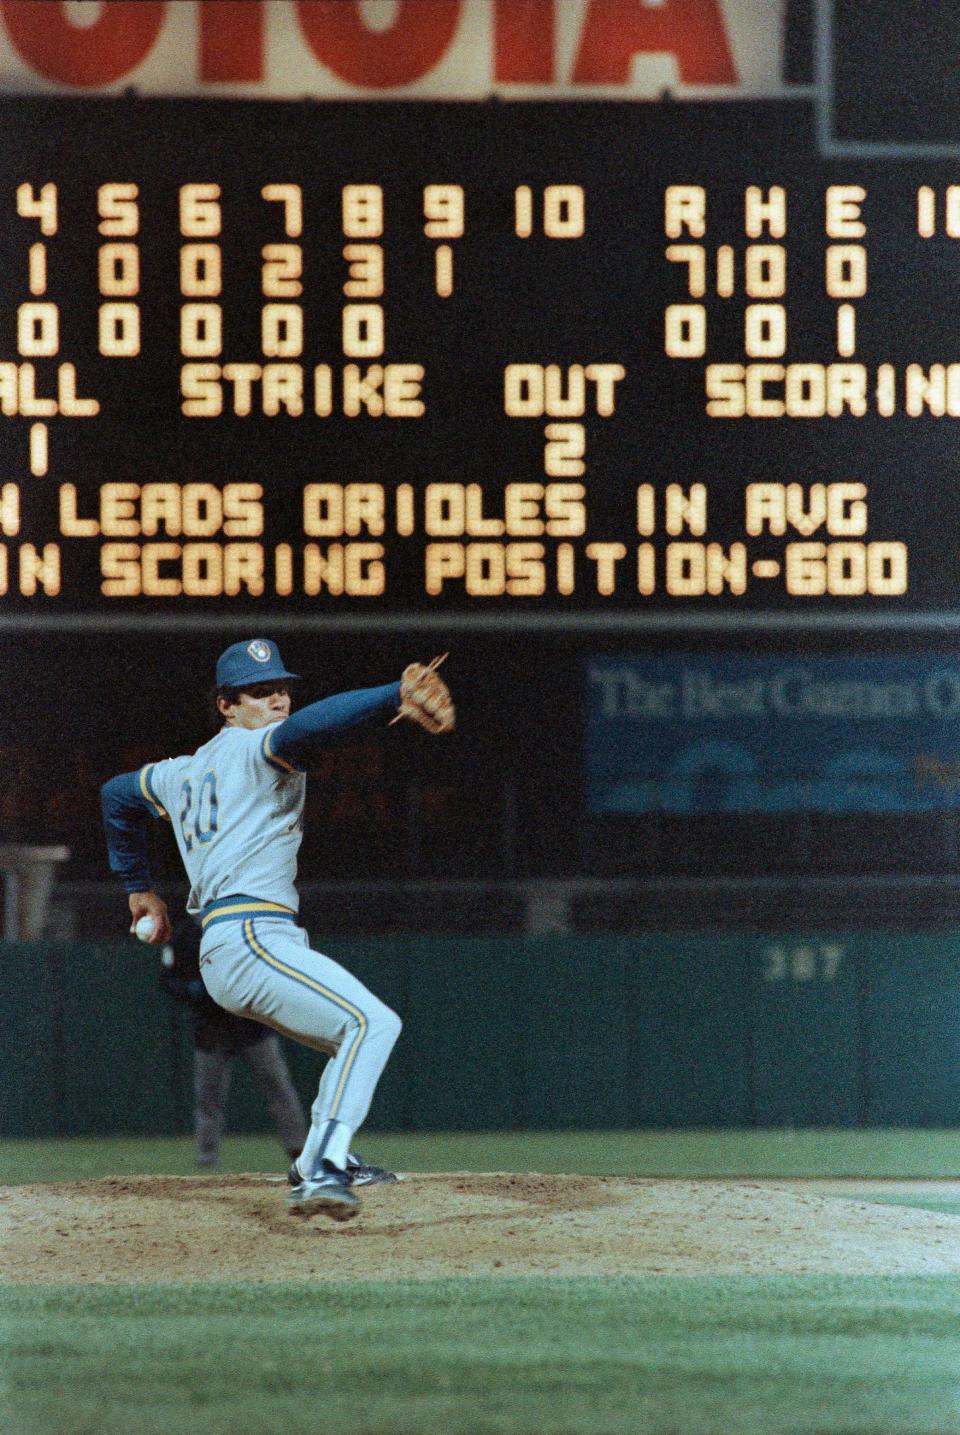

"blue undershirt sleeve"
[262,681,402,772]
[100,769,161,893]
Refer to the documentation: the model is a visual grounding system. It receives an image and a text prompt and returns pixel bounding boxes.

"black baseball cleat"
[287,1161,359,1221]
[288,1151,398,1188]
[345,1151,399,1187]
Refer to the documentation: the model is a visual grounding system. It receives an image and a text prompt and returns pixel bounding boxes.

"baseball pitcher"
[101,638,454,1221]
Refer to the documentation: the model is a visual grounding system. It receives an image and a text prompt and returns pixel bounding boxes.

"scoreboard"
[1,94,959,628]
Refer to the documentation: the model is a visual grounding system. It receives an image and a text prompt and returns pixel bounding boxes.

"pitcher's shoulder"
[204,725,262,753]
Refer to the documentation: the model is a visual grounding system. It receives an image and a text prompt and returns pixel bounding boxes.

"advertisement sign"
[0,0,790,101]
[586,655,960,812]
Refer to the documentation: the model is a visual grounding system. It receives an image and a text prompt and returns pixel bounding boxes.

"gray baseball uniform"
[102,645,404,1184]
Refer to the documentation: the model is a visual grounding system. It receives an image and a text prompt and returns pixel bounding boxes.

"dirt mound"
[3,1173,960,1284]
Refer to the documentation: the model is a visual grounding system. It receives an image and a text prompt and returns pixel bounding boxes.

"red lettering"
[295,0,461,88]
[494,0,553,83]
[573,0,737,86]
[200,0,264,83]
[0,0,166,87]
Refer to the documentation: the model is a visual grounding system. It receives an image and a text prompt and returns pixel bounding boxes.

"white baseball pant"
[199,915,401,1178]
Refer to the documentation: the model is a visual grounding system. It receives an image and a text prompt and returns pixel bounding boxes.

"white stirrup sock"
[299,1119,351,1178]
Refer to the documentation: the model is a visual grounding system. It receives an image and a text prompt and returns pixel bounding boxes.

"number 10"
[515,185,585,238]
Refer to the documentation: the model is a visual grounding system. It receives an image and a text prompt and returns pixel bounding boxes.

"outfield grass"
[4,1276,960,1435]
[860,1193,960,1217]
[5,1127,960,1185]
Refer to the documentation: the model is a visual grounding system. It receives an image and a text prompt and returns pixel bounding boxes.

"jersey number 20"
[179,770,219,851]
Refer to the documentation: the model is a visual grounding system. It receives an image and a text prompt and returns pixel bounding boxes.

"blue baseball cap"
[215,639,300,689]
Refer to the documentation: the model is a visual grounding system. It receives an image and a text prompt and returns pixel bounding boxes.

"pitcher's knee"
[369,1002,402,1050]
[336,996,401,1055]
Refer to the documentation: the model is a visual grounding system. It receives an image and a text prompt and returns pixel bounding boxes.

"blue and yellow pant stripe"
[241,918,368,1121]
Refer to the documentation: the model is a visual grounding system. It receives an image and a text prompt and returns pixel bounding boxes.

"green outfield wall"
[2,934,959,1137]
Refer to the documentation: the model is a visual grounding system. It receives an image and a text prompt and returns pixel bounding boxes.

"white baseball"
[134,915,157,942]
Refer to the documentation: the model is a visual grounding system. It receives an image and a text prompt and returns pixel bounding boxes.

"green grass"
[5,1127,960,1185]
[4,1276,960,1435]
[5,1135,960,1433]
[857,1193,960,1217]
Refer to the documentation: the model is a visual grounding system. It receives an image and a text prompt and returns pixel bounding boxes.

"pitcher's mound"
[3,1173,959,1284]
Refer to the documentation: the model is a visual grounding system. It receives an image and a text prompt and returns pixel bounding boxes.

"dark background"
[4,628,959,903]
